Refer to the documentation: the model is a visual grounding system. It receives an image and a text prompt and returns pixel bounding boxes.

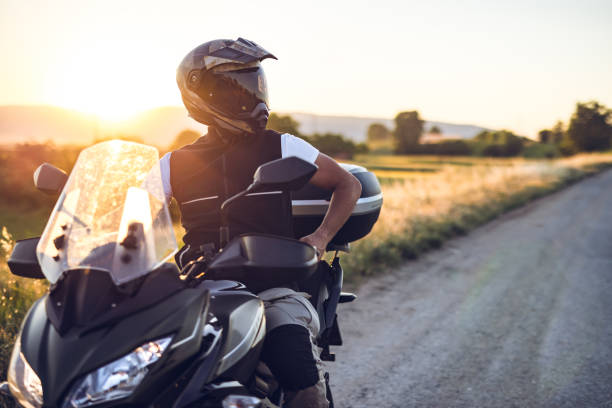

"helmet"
[176,38,277,135]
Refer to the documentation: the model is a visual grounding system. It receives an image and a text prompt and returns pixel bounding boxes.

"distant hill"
[287,112,489,142]
[0,106,97,145]
[0,105,489,147]
[0,105,207,148]
[114,107,207,147]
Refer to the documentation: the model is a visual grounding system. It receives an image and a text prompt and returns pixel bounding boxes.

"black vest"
[170,129,293,250]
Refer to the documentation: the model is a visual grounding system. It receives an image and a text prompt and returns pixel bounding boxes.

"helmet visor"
[199,66,269,118]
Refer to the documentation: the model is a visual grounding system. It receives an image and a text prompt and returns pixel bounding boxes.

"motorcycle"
[0,140,382,407]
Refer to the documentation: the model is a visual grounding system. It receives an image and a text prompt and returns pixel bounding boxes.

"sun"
[46,41,176,124]
[52,78,158,124]
[55,74,160,124]
[80,98,147,124]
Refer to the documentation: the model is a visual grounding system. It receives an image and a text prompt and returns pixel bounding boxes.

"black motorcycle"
[0,140,382,407]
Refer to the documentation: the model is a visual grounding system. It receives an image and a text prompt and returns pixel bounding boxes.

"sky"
[1,0,611,137]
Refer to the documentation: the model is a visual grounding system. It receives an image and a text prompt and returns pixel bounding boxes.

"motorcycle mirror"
[34,163,68,195]
[7,237,46,279]
[249,156,318,193]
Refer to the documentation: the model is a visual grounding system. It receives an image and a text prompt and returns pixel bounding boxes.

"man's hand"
[298,152,362,261]
[300,231,328,260]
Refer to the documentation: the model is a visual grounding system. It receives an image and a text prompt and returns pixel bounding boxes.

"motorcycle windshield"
[36,140,178,285]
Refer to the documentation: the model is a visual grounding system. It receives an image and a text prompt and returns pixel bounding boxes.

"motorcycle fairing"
[155,281,267,407]
[45,264,185,335]
[18,282,209,406]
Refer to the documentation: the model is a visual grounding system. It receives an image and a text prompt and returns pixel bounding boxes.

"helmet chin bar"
[182,86,270,139]
[248,102,270,133]
[207,103,270,139]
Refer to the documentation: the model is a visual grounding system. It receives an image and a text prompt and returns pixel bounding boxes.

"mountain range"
[0,105,489,148]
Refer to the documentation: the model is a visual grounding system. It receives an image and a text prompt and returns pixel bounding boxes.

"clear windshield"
[37,140,178,285]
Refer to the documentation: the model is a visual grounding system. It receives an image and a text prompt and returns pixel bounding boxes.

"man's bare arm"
[299,153,362,258]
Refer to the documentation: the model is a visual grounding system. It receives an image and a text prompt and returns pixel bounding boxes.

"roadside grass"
[0,205,51,241]
[341,153,612,281]
[0,228,46,405]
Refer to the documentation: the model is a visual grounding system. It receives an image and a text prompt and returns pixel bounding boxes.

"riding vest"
[169,129,293,251]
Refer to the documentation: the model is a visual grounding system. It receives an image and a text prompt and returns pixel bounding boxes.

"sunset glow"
[44,41,177,122]
[1,0,611,137]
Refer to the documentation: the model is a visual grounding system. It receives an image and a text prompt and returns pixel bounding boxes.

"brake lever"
[182,250,217,285]
[180,257,207,281]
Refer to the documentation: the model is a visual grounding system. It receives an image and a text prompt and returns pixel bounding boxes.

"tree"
[267,113,302,137]
[567,101,612,152]
[538,129,552,144]
[167,129,200,151]
[429,125,442,134]
[474,130,525,157]
[367,123,390,141]
[392,111,424,154]
[308,132,367,159]
[550,121,565,145]
[539,121,566,145]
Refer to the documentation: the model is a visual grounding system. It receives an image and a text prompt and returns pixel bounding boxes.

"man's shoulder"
[279,133,319,163]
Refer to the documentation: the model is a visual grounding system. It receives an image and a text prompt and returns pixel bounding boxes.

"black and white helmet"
[176,38,277,135]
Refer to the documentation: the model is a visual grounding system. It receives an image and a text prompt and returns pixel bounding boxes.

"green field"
[2,152,612,396]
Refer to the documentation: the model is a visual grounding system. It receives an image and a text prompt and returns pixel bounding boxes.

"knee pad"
[261,324,319,391]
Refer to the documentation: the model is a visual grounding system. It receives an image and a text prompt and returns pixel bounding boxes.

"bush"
[417,140,472,156]
[305,133,368,159]
[0,143,80,210]
[522,143,560,158]
[473,130,525,157]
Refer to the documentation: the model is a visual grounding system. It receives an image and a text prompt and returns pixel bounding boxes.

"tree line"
[163,116,370,159]
[0,120,368,211]
[2,101,610,210]
[266,114,368,159]
[365,100,612,158]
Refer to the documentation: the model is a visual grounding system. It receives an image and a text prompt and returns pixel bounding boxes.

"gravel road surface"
[328,170,612,408]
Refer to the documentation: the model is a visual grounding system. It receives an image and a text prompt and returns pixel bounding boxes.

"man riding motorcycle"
[162,38,362,408]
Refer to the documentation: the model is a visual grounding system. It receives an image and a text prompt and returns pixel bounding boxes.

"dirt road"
[328,170,612,408]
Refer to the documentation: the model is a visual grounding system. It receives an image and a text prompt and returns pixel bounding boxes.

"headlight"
[7,336,44,408]
[63,336,172,408]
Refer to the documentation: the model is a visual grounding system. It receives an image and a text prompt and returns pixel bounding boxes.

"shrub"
[417,140,472,156]
[522,143,560,158]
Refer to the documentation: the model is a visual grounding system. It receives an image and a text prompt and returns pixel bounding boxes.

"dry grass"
[0,227,46,400]
[341,153,612,279]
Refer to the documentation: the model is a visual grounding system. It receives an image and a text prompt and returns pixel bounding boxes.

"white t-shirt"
[159,133,319,201]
